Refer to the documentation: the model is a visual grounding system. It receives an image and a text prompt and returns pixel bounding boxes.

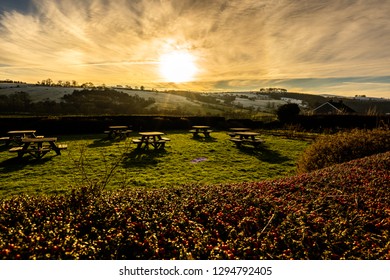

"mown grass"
[0,131,310,198]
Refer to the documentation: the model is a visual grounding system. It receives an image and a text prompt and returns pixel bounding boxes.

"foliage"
[60,89,155,115]
[0,92,32,113]
[0,151,389,260]
[276,103,300,123]
[0,89,155,115]
[297,128,390,173]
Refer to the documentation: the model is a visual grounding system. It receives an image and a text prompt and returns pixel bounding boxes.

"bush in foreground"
[0,152,389,260]
[297,128,390,173]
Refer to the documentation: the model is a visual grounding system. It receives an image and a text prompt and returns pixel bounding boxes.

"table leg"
[49,142,61,155]
[18,143,30,158]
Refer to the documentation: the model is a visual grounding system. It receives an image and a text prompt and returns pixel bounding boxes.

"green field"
[0,131,310,198]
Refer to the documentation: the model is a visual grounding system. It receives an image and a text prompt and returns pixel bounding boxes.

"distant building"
[312,100,356,114]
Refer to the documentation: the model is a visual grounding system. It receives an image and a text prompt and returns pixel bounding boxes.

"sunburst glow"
[159,51,197,83]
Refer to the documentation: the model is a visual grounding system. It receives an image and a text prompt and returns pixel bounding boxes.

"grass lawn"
[0,131,310,198]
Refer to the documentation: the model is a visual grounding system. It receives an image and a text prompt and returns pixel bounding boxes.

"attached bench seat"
[189,129,213,133]
[189,130,213,138]
[132,138,170,144]
[229,138,263,148]
[104,129,132,138]
[9,146,52,158]
[132,137,170,149]
[9,146,24,153]
[9,144,67,153]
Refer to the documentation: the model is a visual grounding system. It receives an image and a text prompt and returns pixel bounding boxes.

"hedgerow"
[0,152,389,260]
[297,128,390,173]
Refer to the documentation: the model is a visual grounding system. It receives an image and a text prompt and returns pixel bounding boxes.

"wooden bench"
[190,129,213,137]
[246,139,263,147]
[9,146,24,153]
[132,138,169,149]
[229,138,243,147]
[0,136,11,146]
[57,144,68,150]
[229,138,263,148]
[9,146,52,158]
[104,128,132,139]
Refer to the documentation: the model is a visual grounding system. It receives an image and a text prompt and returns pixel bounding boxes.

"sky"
[1,0,390,98]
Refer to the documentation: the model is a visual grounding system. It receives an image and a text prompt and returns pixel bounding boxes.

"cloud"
[0,0,390,97]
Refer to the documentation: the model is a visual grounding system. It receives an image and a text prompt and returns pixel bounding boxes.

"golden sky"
[1,0,390,98]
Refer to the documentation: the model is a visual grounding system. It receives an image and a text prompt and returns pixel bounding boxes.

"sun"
[159,50,197,83]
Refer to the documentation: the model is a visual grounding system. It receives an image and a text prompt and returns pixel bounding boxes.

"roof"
[313,100,356,114]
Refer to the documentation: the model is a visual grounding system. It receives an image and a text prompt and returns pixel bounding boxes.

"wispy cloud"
[1,0,390,97]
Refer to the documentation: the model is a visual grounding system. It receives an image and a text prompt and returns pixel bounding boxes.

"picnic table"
[9,137,67,159]
[0,130,43,146]
[104,126,132,140]
[189,126,213,138]
[227,127,251,137]
[229,131,263,148]
[132,132,170,150]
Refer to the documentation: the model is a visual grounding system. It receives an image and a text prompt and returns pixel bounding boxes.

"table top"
[8,130,36,134]
[192,126,210,129]
[229,127,251,132]
[22,137,57,143]
[235,131,259,136]
[108,126,128,129]
[139,132,164,136]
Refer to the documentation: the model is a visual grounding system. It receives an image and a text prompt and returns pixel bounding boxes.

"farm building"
[312,100,356,114]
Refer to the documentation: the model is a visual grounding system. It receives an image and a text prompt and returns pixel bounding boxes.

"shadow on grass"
[0,145,9,152]
[87,138,118,148]
[236,143,290,164]
[0,156,54,173]
[122,148,167,167]
[190,135,218,142]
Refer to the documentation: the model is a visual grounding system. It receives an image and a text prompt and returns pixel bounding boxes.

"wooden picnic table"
[228,127,251,137]
[189,126,213,138]
[104,126,132,140]
[0,130,42,146]
[229,131,263,148]
[132,132,170,150]
[9,137,67,159]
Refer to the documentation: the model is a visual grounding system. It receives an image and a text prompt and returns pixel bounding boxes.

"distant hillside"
[341,98,390,115]
[262,91,390,114]
[1,83,389,115]
[0,83,77,102]
[264,91,328,109]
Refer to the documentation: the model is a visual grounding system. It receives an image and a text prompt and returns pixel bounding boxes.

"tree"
[276,103,300,123]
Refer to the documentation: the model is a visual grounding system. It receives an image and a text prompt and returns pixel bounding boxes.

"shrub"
[276,103,300,123]
[297,128,390,173]
[0,152,389,260]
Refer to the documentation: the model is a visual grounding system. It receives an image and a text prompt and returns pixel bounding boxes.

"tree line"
[0,89,155,115]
